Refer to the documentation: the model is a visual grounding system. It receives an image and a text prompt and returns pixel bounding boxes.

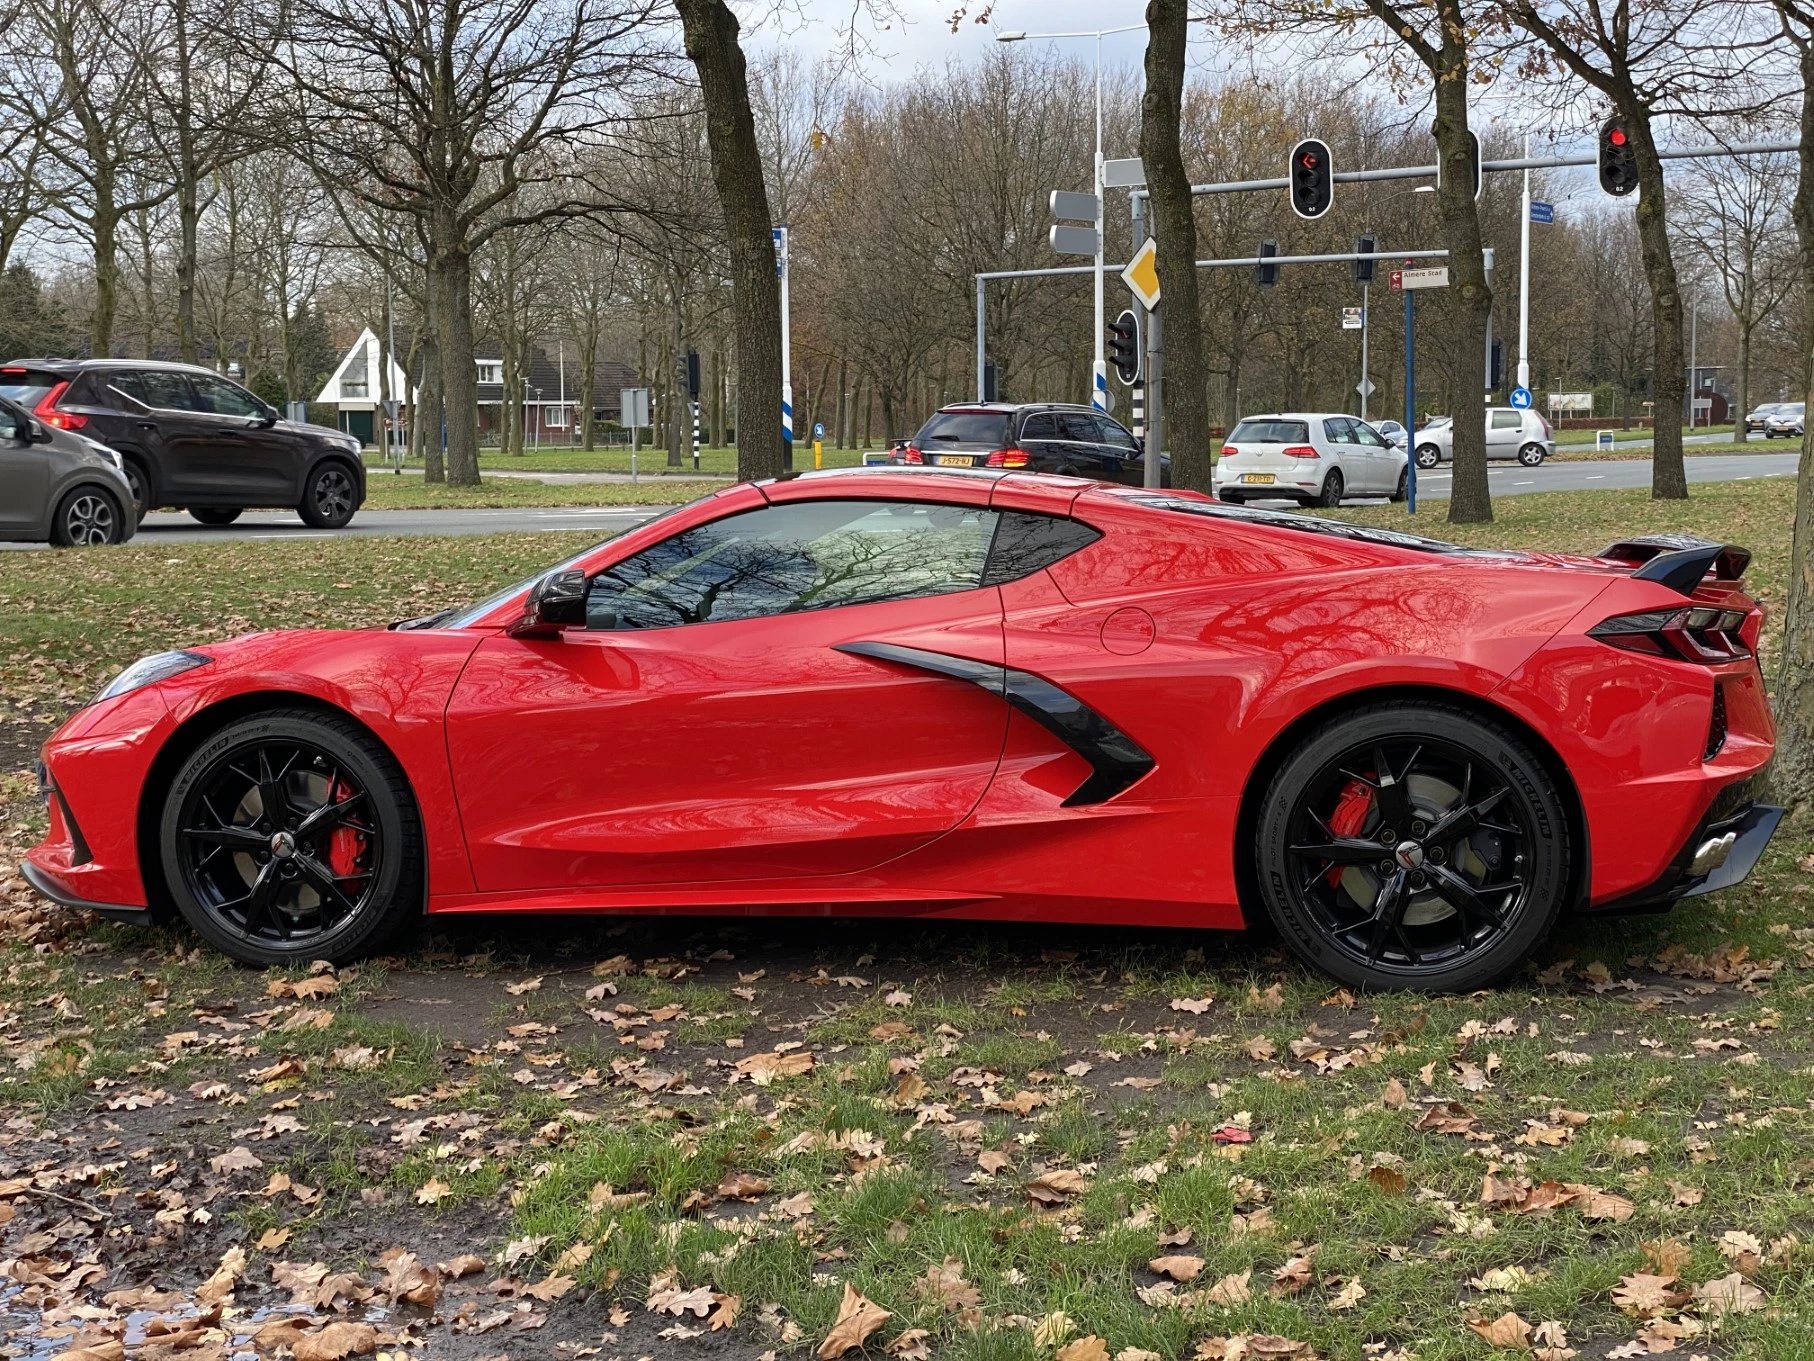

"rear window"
[0,369,58,410]
[1229,419,1308,444]
[915,411,1012,447]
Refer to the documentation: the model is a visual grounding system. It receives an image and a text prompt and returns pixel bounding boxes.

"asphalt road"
[0,454,1799,549]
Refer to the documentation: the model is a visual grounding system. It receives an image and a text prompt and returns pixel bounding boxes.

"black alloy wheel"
[123,461,150,519]
[161,710,421,965]
[299,465,357,529]
[1314,468,1344,508]
[52,488,122,546]
[1255,703,1569,992]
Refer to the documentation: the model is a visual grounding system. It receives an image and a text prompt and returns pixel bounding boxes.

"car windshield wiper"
[390,607,457,631]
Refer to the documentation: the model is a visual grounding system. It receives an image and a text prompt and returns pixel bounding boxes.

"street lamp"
[998,22,1145,415]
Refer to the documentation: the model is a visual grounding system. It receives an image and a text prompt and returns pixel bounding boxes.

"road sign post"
[1405,289,1416,514]
[775,226,792,469]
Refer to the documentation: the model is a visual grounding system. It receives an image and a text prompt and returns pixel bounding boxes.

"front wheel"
[1389,467,1407,503]
[50,487,125,546]
[190,507,242,526]
[1517,444,1546,467]
[159,710,423,966]
[1414,445,1441,470]
[1253,703,1570,993]
[298,464,358,529]
[1314,469,1344,508]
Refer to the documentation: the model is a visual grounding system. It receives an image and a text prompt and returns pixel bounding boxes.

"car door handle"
[136,421,158,431]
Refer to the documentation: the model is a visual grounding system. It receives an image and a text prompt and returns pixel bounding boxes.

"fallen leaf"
[1693,1272,1764,1315]
[1467,1312,1532,1348]
[1149,1255,1204,1282]
[292,1322,378,1361]
[1056,1339,1110,1361]
[818,1283,892,1358]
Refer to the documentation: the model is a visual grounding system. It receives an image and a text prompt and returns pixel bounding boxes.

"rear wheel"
[1389,467,1407,503]
[1517,443,1546,467]
[298,463,358,529]
[159,710,422,966]
[1414,445,1441,469]
[1314,469,1344,508]
[189,507,242,526]
[1254,703,1569,992]
[50,486,125,546]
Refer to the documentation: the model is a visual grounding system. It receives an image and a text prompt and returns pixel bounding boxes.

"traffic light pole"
[1359,282,1370,423]
[1405,288,1417,514]
[1517,136,1532,392]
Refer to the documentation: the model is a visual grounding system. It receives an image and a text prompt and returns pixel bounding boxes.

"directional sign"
[1529,200,1555,225]
[1049,190,1100,222]
[1509,386,1534,410]
[1102,157,1146,189]
[1121,237,1161,310]
[1341,306,1364,331]
[1399,265,1450,290]
[1050,224,1100,257]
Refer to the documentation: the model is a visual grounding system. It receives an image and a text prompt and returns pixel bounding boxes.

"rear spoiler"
[1599,534,1751,596]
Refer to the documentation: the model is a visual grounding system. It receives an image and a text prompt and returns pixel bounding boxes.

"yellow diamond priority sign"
[1121,237,1161,311]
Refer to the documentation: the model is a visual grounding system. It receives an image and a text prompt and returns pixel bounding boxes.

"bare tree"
[267,0,669,484]
[1143,0,1212,491]
[1506,0,1779,499]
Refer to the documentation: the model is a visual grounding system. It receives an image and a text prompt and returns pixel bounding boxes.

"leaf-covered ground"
[2,480,1811,1361]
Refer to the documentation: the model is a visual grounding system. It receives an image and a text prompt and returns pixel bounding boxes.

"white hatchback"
[1214,413,1407,508]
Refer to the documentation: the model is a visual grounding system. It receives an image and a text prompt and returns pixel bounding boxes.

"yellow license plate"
[936,455,976,467]
[1241,473,1276,485]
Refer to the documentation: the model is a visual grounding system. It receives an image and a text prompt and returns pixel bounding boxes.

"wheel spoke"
[237,860,285,939]
[1363,868,1410,963]
[1426,785,1509,843]
[256,747,291,828]
[181,825,268,850]
[1369,744,1416,828]
[296,789,367,840]
[1289,837,1390,865]
[1425,864,1511,935]
[293,852,360,927]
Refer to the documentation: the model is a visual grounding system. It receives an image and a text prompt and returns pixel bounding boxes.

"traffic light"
[1598,116,1639,197]
[1488,339,1504,392]
[1107,310,1141,384]
[1438,129,1482,202]
[1288,138,1333,219]
[1353,234,1376,284]
[685,349,701,399]
[1255,239,1279,288]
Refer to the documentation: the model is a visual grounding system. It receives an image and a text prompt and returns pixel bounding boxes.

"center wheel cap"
[1394,841,1425,871]
[269,831,297,860]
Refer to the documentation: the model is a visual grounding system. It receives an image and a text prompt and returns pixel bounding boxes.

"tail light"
[984,448,1029,468]
[1220,444,1238,458]
[1588,607,1753,662]
[1281,445,1320,459]
[35,381,86,431]
[901,444,924,464]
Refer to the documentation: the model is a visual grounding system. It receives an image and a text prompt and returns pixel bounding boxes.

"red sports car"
[25,469,1781,992]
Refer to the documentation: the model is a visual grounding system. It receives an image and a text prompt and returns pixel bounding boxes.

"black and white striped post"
[691,401,701,470]
[1130,381,1145,441]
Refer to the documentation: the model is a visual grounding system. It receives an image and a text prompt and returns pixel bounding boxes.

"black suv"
[0,359,366,528]
[898,403,1169,486]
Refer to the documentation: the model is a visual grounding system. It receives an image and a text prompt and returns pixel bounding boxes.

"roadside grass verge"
[359,475,717,510]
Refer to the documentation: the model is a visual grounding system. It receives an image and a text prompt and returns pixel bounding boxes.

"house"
[315,328,416,448]
[474,343,640,442]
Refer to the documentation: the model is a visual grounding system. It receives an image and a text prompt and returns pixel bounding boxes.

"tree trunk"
[91,197,120,357]
[1735,322,1752,446]
[173,3,199,364]
[1141,0,1210,491]
[675,0,784,482]
[1769,35,1814,813]
[435,246,479,485]
[1429,8,1493,525]
[1628,110,1687,500]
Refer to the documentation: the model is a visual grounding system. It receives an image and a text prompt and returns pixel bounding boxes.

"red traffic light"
[1299,151,1318,169]
[1609,128,1628,147]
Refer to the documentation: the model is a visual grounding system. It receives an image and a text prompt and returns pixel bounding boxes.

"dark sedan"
[898,403,1168,486]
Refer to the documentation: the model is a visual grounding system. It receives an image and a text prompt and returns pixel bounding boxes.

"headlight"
[94,651,211,704]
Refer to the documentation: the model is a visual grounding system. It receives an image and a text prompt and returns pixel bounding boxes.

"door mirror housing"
[253,403,279,428]
[509,568,588,638]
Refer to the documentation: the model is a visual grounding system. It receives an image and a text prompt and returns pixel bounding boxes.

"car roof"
[1232,412,1353,422]
[1,357,219,376]
[932,402,1102,416]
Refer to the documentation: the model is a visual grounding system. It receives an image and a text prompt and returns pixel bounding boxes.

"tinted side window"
[191,374,265,417]
[112,370,197,411]
[1097,418,1139,451]
[983,512,1102,586]
[586,500,998,630]
[1057,412,1100,442]
[1019,412,1059,441]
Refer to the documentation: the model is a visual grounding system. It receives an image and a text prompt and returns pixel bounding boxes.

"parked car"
[25,469,1781,993]
[1744,402,1785,434]
[1412,408,1555,469]
[897,403,1168,486]
[0,359,366,527]
[1375,419,1407,448]
[1213,413,1406,507]
[0,394,138,546]
[1764,402,1805,438]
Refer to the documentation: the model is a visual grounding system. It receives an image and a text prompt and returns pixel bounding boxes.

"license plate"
[1241,473,1276,485]
[936,455,976,467]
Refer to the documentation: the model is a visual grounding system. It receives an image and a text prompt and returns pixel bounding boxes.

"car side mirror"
[254,404,279,428]
[508,568,588,639]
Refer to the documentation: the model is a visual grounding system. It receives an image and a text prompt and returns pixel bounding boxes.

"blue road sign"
[1530,201,1555,225]
[1510,386,1534,410]
[812,422,825,440]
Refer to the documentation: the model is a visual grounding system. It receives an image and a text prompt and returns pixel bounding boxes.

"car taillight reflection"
[901,444,924,464]
[34,381,87,432]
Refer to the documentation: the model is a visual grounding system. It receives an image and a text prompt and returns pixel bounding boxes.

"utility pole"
[1517,136,1532,392]
[1688,293,1699,430]
[775,225,793,468]
[1359,282,1370,422]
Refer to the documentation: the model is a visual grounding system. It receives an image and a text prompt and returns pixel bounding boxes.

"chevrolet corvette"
[26,469,1782,992]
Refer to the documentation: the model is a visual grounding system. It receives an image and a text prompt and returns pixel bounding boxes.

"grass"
[364,443,879,477]
[1551,422,1735,446]
[3,474,1814,1357]
[359,474,718,510]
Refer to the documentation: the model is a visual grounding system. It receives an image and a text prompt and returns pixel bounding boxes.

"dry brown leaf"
[1205,1271,1252,1306]
[291,1322,378,1361]
[736,1049,816,1084]
[1148,1255,1204,1282]
[1055,1338,1110,1361]
[818,1283,893,1358]
[1467,1311,1532,1348]
[1611,1272,1680,1317]
[414,1177,451,1205]
[919,1257,981,1312]
[1692,1272,1764,1315]
[1025,1168,1090,1203]
[195,1246,247,1306]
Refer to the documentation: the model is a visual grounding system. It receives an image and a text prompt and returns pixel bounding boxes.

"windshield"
[1229,419,1308,443]
[914,412,1012,446]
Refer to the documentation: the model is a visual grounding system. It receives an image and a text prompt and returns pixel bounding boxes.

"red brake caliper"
[325,779,367,884]
[1325,778,1374,887]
